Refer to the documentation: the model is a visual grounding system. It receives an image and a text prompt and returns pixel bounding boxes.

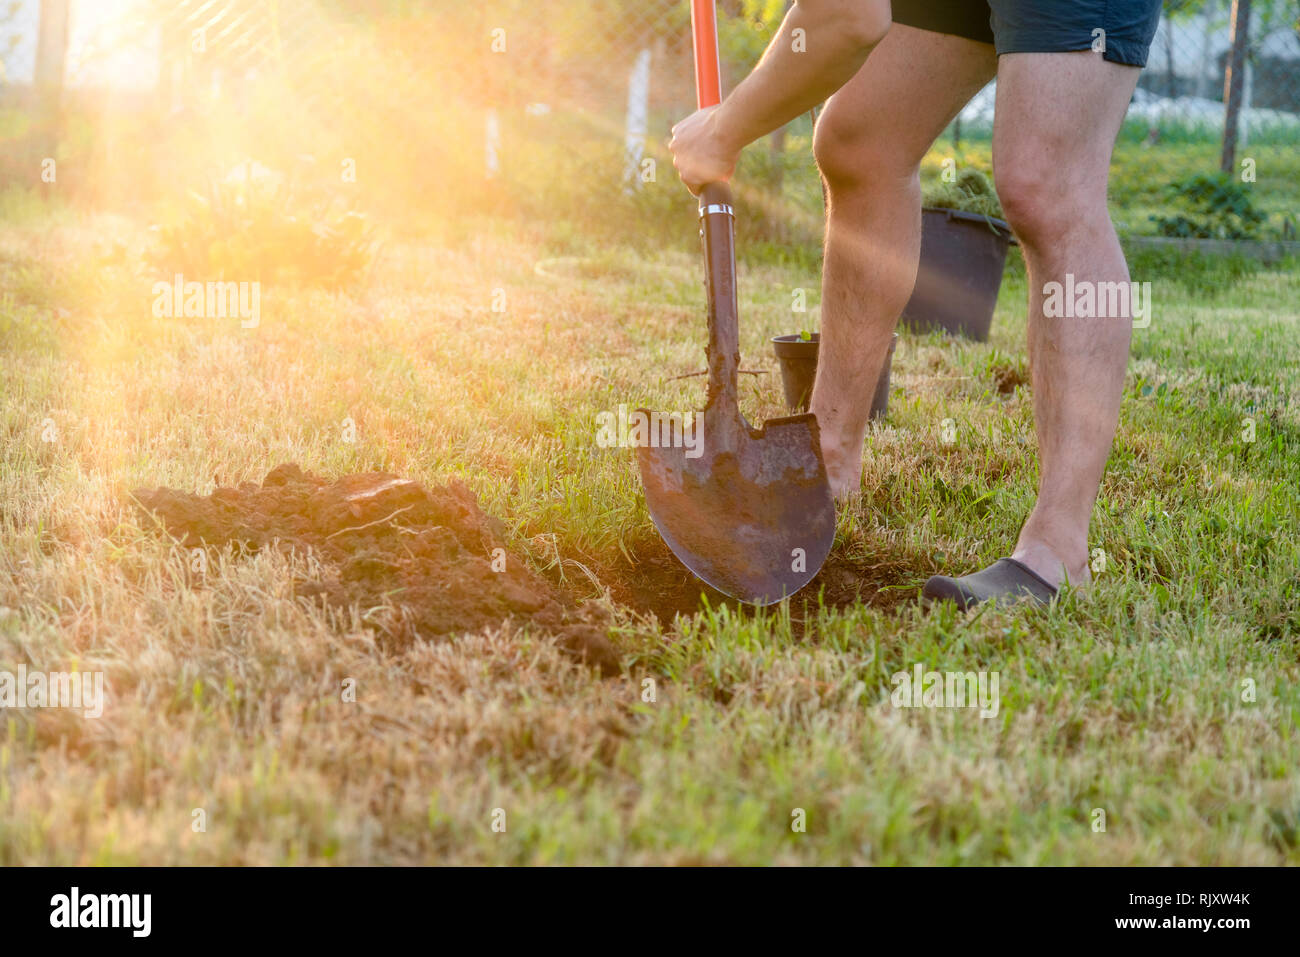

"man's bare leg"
[812,25,996,500]
[993,51,1142,589]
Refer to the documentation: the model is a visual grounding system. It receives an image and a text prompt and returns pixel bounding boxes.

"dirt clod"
[990,362,1029,395]
[133,464,619,675]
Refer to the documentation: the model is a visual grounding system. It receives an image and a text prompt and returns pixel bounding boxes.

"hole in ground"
[597,535,924,633]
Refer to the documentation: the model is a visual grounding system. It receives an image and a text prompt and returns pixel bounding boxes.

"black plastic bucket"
[901,207,1014,342]
[772,333,897,420]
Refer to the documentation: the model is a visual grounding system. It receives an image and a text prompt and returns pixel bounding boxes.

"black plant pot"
[901,207,1015,342]
[772,332,897,419]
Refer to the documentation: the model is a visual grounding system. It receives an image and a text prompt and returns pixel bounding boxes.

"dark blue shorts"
[892,0,1162,68]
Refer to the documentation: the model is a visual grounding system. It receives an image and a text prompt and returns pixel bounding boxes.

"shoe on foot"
[922,558,1057,610]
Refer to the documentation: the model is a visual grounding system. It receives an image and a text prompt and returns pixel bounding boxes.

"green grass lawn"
[1,200,1298,864]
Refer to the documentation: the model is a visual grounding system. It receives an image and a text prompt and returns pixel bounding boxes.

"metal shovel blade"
[636,179,835,605]
[637,407,835,606]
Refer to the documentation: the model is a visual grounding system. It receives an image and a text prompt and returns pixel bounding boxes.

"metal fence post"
[34,0,69,164]
[623,48,652,192]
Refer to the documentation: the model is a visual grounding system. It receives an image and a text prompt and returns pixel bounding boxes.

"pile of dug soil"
[132,464,619,675]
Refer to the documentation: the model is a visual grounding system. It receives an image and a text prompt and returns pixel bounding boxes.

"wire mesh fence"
[0,0,1296,236]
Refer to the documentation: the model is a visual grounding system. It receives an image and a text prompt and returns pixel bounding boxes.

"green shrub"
[1150,172,1266,240]
[149,165,376,288]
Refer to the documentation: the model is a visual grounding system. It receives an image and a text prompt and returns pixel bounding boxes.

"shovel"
[636,0,835,606]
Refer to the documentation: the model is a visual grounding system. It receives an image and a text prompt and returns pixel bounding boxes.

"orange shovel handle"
[691,0,722,109]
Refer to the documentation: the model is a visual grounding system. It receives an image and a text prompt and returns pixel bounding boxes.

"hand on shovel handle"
[669,106,740,195]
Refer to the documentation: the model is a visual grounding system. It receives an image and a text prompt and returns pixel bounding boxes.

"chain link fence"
[1,1,1296,235]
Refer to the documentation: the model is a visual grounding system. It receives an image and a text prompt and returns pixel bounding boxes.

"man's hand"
[669,106,740,194]
[667,1,885,194]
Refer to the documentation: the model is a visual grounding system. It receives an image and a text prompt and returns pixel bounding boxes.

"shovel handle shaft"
[691,0,722,109]
[691,2,741,423]
[700,182,741,419]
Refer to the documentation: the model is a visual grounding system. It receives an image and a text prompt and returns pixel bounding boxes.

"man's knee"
[995,162,1104,249]
[813,112,921,193]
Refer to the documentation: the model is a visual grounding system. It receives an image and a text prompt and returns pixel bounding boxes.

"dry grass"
[1,206,1298,864]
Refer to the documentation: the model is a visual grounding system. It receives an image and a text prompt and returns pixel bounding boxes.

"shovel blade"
[636,412,835,606]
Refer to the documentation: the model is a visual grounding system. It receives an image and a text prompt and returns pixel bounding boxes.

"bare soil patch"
[133,464,619,675]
